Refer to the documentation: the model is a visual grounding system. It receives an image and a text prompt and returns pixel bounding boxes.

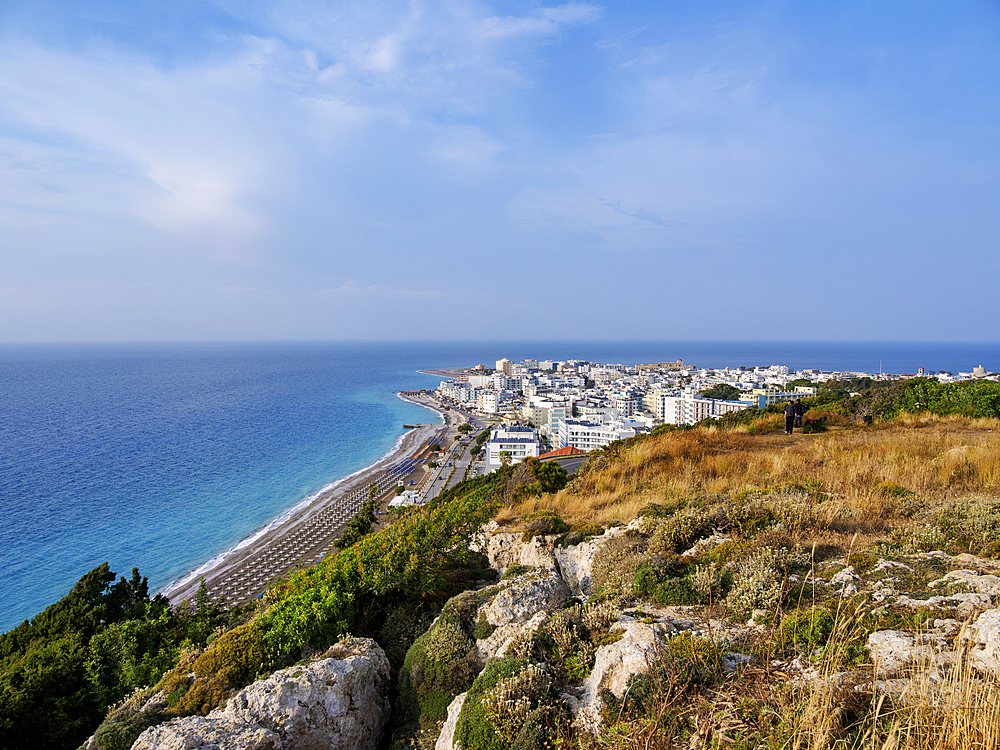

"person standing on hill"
[784,400,796,434]
[793,399,804,428]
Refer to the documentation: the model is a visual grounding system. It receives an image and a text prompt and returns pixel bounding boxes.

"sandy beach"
[163,390,459,607]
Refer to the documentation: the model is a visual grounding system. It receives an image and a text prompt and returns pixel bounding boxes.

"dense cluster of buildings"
[437,356,996,466]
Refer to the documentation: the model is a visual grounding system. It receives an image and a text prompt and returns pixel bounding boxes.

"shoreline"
[162,388,452,606]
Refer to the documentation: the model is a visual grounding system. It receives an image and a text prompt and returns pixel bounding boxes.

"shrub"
[502,564,533,580]
[726,548,791,617]
[590,535,649,601]
[779,606,836,651]
[473,613,496,641]
[638,502,675,519]
[703,539,750,565]
[928,495,1000,555]
[554,523,605,548]
[399,615,477,722]
[454,658,528,750]
[89,690,167,750]
[844,551,878,575]
[646,507,717,554]
[877,481,913,498]
[801,417,828,434]
[728,504,779,538]
[520,510,570,541]
[161,621,269,716]
[599,644,720,733]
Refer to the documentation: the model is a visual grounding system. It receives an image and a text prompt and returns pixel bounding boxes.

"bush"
[801,417,828,434]
[399,615,477,722]
[162,621,270,716]
[600,644,720,733]
[455,658,562,750]
[726,548,790,617]
[638,502,675,519]
[591,535,649,601]
[473,613,496,641]
[502,564,533,580]
[455,658,528,750]
[554,523,604,548]
[779,606,836,651]
[520,510,570,542]
[727,504,779,538]
[645,507,716,554]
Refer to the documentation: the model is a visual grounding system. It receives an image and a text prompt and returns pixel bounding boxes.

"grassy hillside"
[489,412,1000,750]
[5,377,1000,750]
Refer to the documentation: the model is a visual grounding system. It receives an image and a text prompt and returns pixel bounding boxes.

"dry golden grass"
[496,414,1000,749]
[785,622,1000,750]
[498,414,1000,534]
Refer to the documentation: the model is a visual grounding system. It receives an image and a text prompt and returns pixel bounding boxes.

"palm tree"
[499,450,512,468]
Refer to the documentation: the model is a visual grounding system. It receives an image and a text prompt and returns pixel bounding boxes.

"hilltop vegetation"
[3,376,1000,749]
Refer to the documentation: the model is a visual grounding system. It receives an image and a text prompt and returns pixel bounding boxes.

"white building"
[661,394,751,425]
[388,489,423,508]
[745,386,816,409]
[486,424,541,466]
[557,417,636,452]
[477,392,499,413]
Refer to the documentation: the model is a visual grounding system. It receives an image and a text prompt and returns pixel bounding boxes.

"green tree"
[699,384,740,401]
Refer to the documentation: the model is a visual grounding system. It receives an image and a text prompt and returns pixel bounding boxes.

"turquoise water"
[1,340,996,631]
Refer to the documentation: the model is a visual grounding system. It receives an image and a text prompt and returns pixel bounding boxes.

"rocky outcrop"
[480,570,570,627]
[963,608,1000,676]
[565,612,670,733]
[434,692,467,750]
[474,571,569,664]
[131,638,391,750]
[130,716,280,750]
[482,519,640,597]
[482,523,559,574]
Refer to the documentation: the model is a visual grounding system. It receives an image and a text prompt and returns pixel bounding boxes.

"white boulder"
[131,638,391,750]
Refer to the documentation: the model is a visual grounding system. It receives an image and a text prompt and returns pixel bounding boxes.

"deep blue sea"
[1,340,997,632]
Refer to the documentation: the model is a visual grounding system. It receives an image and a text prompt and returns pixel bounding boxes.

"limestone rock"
[931,569,1000,597]
[555,525,631,597]
[477,611,548,664]
[895,592,992,615]
[131,716,280,750]
[867,630,918,676]
[566,613,668,733]
[480,571,570,628]
[963,608,1000,676]
[434,692,467,750]
[485,531,558,574]
[131,638,391,750]
[831,566,859,586]
[866,630,952,677]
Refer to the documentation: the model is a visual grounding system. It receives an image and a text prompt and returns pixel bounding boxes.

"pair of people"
[784,399,804,434]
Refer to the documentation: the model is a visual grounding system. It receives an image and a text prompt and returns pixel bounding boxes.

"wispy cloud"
[0,1,996,340]
[320,281,442,298]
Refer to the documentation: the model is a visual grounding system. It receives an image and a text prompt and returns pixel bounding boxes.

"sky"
[0,1,998,342]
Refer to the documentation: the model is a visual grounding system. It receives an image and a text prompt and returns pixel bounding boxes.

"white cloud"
[321,281,442,298]
[477,2,602,39]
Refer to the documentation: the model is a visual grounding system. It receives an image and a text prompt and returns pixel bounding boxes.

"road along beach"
[163,391,456,608]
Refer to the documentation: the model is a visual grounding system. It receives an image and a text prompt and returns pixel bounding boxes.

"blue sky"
[1,1,997,341]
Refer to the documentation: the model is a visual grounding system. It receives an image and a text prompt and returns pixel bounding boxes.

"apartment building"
[557,418,637,451]
[486,424,541,466]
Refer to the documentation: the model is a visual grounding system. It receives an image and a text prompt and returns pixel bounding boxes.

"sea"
[1,339,997,632]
